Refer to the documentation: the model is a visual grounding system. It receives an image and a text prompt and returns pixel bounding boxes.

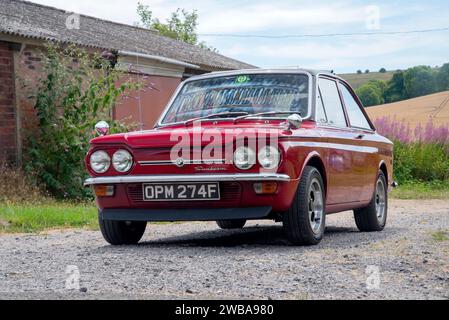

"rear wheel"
[283,166,326,246]
[99,216,147,245]
[354,171,388,232]
[216,219,247,229]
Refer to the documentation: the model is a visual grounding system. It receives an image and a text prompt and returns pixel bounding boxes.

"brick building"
[0,0,254,164]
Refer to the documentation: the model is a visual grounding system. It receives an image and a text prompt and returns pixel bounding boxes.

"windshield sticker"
[235,75,250,84]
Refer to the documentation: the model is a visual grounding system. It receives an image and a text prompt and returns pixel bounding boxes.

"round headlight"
[258,146,280,169]
[233,147,256,170]
[90,150,111,173]
[112,149,133,173]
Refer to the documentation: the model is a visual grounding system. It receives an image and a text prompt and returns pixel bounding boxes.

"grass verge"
[1,181,447,234]
[0,202,98,234]
[430,230,449,242]
[390,181,449,200]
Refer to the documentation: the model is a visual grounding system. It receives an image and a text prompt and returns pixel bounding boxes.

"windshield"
[160,73,310,124]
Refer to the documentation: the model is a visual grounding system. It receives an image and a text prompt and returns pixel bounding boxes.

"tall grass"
[0,157,44,204]
[0,157,97,233]
[373,117,449,184]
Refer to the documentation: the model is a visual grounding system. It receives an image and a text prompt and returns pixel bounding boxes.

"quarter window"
[339,83,371,130]
[315,90,327,123]
[318,78,347,127]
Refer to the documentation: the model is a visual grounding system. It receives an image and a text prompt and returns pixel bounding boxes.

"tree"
[356,83,384,107]
[379,68,387,73]
[403,66,437,98]
[136,2,216,51]
[384,71,405,103]
[365,69,370,74]
[436,63,449,91]
[357,70,362,74]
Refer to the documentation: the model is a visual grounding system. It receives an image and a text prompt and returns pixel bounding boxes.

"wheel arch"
[301,152,328,197]
[379,161,388,185]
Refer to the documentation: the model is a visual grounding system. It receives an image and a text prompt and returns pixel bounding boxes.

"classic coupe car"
[84,69,394,246]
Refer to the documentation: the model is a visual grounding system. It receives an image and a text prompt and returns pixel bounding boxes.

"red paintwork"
[86,120,393,215]
[85,73,394,218]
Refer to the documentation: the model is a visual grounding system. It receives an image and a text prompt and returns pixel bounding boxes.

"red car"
[84,69,394,246]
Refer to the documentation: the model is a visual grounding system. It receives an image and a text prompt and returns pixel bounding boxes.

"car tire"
[283,166,326,246]
[354,171,388,232]
[99,216,147,245]
[216,219,246,229]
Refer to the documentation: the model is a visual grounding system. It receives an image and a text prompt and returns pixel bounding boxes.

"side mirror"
[285,114,302,131]
[95,121,110,136]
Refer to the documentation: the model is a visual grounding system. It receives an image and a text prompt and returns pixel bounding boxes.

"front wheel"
[353,171,388,232]
[283,166,326,246]
[99,216,147,245]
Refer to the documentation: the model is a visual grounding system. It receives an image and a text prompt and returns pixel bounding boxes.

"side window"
[315,89,328,123]
[339,83,371,130]
[318,78,347,127]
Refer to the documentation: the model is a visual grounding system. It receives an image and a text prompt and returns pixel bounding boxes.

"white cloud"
[220,32,449,71]
[25,0,449,72]
[198,3,394,34]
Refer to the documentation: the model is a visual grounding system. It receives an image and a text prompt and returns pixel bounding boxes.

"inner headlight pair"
[233,146,280,170]
[90,150,133,174]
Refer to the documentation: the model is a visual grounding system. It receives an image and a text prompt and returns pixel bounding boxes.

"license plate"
[142,183,220,201]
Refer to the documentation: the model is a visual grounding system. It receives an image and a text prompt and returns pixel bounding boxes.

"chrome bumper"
[84,173,292,186]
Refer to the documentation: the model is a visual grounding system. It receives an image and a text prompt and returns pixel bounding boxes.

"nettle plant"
[25,44,144,200]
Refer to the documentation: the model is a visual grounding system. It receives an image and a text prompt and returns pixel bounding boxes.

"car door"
[317,77,364,205]
[338,81,378,202]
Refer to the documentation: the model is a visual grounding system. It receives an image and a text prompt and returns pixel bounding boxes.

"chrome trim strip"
[278,139,379,154]
[84,173,291,186]
[138,159,226,166]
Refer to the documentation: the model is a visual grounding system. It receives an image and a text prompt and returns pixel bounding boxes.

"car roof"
[186,68,344,82]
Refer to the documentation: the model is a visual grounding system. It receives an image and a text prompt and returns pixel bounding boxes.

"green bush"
[356,82,384,106]
[393,142,449,184]
[24,44,140,200]
[403,66,437,98]
[436,63,449,91]
[384,71,406,103]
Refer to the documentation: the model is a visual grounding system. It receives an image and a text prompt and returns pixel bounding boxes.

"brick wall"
[0,41,16,163]
[15,45,43,138]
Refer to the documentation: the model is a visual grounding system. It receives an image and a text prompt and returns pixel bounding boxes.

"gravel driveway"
[0,199,448,300]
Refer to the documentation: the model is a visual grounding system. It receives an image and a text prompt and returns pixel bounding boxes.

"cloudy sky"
[29,0,449,73]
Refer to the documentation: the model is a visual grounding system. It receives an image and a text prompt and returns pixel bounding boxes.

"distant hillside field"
[339,71,395,89]
[366,91,449,127]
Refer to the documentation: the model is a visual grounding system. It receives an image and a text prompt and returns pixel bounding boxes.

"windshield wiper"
[233,111,301,124]
[184,112,249,126]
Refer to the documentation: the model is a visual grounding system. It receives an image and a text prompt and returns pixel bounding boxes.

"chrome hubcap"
[308,178,324,234]
[375,179,386,224]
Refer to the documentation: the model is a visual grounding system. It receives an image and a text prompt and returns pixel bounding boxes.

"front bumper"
[84,173,291,186]
[86,173,298,213]
[100,206,273,222]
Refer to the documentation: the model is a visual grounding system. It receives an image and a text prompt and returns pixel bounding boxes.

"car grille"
[127,182,242,208]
